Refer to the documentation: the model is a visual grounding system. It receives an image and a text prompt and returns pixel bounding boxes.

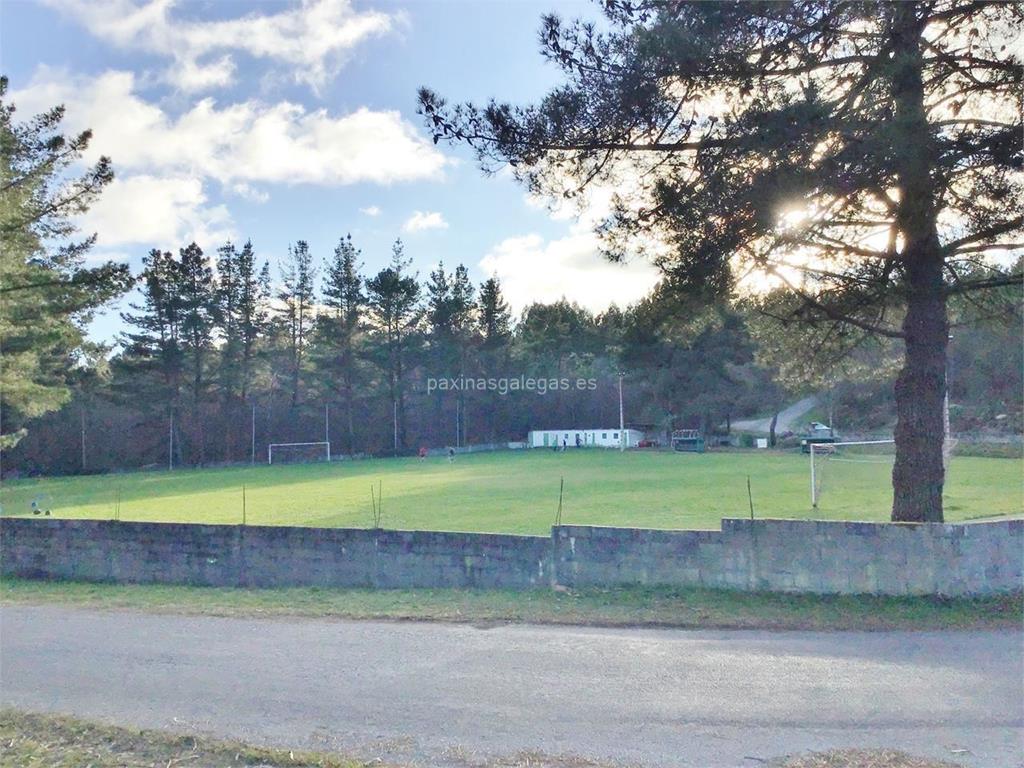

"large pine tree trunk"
[889,1,947,522]
[891,258,947,522]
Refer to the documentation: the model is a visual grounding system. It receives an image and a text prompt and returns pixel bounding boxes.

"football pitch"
[0,450,1020,534]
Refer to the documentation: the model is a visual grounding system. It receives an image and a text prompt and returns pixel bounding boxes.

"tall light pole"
[618,371,625,452]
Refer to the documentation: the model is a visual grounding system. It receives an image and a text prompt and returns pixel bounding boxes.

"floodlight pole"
[618,372,625,452]
[168,411,174,472]
[250,403,256,466]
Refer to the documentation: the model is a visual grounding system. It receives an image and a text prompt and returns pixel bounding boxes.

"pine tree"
[213,239,270,460]
[120,248,185,400]
[478,277,511,351]
[237,242,270,404]
[317,234,366,453]
[0,76,130,449]
[119,249,186,463]
[427,261,454,343]
[277,240,317,408]
[420,1,1023,521]
[449,264,476,444]
[365,239,422,452]
[426,261,455,442]
[177,242,216,464]
[216,241,241,402]
[477,276,512,441]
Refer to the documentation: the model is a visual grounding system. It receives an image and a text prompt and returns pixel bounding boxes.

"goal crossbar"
[268,441,330,464]
[810,439,894,507]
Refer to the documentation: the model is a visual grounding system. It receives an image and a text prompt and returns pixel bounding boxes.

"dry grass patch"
[0,709,370,768]
[0,710,968,768]
[772,748,964,767]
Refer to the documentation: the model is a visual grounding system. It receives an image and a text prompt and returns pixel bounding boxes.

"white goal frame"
[810,439,894,508]
[268,441,331,464]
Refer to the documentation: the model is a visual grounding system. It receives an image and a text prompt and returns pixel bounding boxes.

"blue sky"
[2,0,659,343]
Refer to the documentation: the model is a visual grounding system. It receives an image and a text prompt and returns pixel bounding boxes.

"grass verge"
[2,578,1020,631]
[0,709,966,768]
[0,709,367,768]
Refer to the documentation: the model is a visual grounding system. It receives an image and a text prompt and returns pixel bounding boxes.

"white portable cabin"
[527,428,645,449]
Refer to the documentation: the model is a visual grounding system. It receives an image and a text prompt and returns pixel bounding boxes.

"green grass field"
[1,449,1020,534]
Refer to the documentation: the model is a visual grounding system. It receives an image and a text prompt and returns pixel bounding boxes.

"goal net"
[268,441,330,465]
[810,440,895,508]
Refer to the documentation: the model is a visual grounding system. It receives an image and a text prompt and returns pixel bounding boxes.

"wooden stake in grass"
[555,476,564,527]
[747,475,755,520]
[370,482,383,529]
[114,488,121,522]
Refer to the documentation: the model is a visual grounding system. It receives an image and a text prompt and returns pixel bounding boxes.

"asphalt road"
[1,605,1021,767]
[731,395,819,434]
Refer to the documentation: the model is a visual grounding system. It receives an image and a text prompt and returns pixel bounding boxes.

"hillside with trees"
[5,234,1019,475]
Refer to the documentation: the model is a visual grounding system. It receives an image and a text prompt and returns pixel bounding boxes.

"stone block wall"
[552,518,1023,596]
[0,519,551,590]
[2,516,1020,596]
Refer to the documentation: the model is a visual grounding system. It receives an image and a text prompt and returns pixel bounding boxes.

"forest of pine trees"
[5,235,1020,475]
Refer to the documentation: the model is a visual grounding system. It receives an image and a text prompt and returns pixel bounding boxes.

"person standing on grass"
[448,446,455,463]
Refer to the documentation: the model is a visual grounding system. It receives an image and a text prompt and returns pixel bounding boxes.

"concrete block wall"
[552,518,1024,596]
[0,519,551,590]
[2,516,1021,596]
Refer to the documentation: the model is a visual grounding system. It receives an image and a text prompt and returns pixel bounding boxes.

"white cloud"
[230,183,269,204]
[45,0,399,92]
[480,228,659,315]
[11,66,451,254]
[526,180,619,228]
[505,162,673,313]
[403,210,448,233]
[176,54,236,92]
[80,174,235,250]
[12,69,450,187]
[360,205,382,217]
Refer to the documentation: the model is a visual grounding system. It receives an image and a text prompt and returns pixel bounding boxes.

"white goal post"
[810,439,895,508]
[268,441,331,464]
